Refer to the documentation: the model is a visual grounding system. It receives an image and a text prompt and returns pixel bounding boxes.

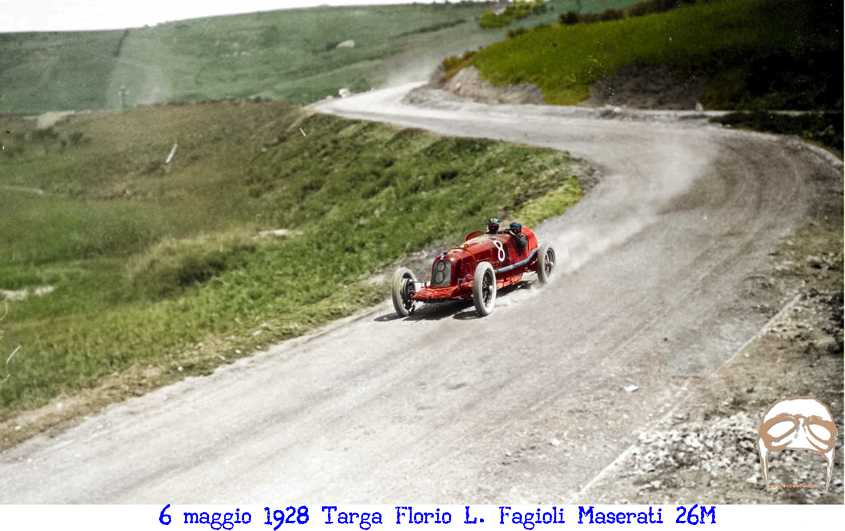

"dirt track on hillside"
[0,84,840,503]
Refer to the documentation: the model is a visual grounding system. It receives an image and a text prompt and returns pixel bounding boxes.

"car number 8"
[493,240,506,262]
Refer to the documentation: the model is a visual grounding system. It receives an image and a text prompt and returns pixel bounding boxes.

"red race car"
[391,219,557,317]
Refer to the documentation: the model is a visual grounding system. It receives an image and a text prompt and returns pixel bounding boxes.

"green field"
[0,102,583,420]
[0,1,644,114]
[1,3,492,113]
[468,0,843,109]
[0,31,126,112]
[3,5,491,114]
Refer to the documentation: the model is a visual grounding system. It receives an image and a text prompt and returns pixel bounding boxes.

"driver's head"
[509,221,522,234]
[487,217,500,233]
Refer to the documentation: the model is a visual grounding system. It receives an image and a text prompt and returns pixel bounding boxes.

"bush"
[128,230,258,298]
[480,0,546,29]
[558,0,704,26]
[349,77,372,93]
[559,11,580,25]
[599,9,624,21]
[480,11,510,29]
[627,0,690,17]
[711,111,843,153]
[440,50,477,81]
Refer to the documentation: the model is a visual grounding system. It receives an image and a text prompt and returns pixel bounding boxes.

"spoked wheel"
[391,267,418,317]
[472,261,497,316]
[537,243,556,285]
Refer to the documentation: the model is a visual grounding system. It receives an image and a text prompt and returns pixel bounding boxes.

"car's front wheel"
[472,261,497,317]
[537,243,556,285]
[391,267,417,317]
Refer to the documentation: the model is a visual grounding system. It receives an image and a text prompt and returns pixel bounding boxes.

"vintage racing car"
[391,220,556,317]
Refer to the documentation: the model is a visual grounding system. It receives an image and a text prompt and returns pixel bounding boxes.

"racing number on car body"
[433,260,449,285]
[492,240,506,263]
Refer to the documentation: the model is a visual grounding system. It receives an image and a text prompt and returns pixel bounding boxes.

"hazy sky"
[1,0,487,33]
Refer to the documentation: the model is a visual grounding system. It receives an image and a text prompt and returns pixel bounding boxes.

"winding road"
[0,84,838,503]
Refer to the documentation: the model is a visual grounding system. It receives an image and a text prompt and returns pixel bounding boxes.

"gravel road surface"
[0,84,838,503]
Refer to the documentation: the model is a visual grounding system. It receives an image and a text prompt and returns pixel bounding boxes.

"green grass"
[1,4,493,114]
[0,101,583,417]
[469,0,842,109]
[0,1,647,114]
[0,31,126,112]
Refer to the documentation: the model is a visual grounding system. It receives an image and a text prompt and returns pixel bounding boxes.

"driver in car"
[508,221,529,254]
[486,217,528,254]
[487,217,500,234]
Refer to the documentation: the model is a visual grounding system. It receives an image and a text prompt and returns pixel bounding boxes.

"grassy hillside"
[0,1,644,114]
[468,0,843,109]
[1,3,491,113]
[108,4,504,108]
[0,31,126,112]
[0,102,583,420]
[2,4,497,114]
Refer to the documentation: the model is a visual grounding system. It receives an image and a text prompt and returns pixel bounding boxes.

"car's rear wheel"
[537,243,556,285]
[391,267,417,317]
[472,261,496,316]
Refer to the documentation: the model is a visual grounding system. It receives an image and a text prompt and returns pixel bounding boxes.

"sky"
[0,0,488,33]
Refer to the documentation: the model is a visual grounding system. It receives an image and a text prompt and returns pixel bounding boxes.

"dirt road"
[0,85,838,503]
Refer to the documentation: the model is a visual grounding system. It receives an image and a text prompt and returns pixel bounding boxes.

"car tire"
[391,267,417,317]
[537,243,556,285]
[472,261,497,317]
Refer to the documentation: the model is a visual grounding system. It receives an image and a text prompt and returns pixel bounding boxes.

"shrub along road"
[0,85,840,502]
